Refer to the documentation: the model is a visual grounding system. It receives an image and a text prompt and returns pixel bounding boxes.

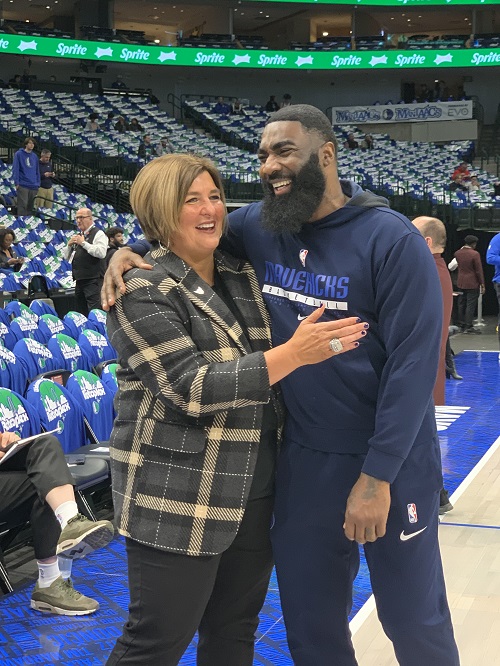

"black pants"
[106,495,274,666]
[75,278,103,316]
[457,288,479,329]
[0,435,74,560]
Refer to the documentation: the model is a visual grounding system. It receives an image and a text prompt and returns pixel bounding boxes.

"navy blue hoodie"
[224,181,442,484]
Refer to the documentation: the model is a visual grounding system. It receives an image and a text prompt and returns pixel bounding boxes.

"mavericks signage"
[0,35,499,70]
[331,101,473,124]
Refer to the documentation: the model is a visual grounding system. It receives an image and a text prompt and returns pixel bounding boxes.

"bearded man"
[102,105,459,666]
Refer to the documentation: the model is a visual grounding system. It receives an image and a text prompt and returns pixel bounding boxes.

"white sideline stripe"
[349,433,500,636]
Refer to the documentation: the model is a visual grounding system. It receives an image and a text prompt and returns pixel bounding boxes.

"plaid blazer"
[107,244,283,556]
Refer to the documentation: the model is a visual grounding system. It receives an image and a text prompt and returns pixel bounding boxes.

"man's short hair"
[265,104,338,152]
[464,235,478,245]
[413,216,446,250]
[40,149,51,156]
[105,226,124,240]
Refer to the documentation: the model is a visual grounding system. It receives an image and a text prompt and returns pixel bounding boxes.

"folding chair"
[37,314,71,344]
[23,381,110,520]
[87,309,108,337]
[13,338,62,384]
[0,344,29,394]
[78,330,117,371]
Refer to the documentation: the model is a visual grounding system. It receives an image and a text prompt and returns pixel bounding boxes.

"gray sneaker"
[31,577,99,615]
[57,514,114,559]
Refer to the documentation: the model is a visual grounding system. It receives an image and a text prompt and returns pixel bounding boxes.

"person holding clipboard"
[0,430,114,615]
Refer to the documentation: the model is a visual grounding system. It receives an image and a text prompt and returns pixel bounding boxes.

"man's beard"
[261,153,326,234]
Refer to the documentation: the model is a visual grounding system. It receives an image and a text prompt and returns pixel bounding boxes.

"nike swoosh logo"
[400,526,427,541]
[297,314,307,320]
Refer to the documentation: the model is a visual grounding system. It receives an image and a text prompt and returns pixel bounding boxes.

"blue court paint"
[0,351,498,665]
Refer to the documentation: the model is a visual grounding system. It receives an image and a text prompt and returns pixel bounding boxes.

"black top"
[213,267,277,500]
[39,160,53,189]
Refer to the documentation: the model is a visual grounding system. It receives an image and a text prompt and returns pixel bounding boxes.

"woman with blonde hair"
[106,153,365,665]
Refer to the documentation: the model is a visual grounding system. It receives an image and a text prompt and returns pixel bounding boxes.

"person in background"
[0,430,114,614]
[35,149,55,210]
[128,118,143,133]
[450,162,471,191]
[360,133,374,150]
[104,153,365,665]
[63,208,107,315]
[451,235,485,334]
[85,114,99,131]
[343,132,359,150]
[0,228,25,272]
[138,134,155,161]
[105,226,125,267]
[265,95,280,113]
[103,112,115,131]
[111,76,127,90]
[12,137,40,217]
[280,93,292,108]
[412,216,455,514]
[114,116,129,133]
[230,98,246,116]
[486,231,500,353]
[156,136,174,156]
[213,96,230,114]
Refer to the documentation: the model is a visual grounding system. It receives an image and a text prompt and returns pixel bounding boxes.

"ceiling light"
[154,39,160,43]
[323,31,329,36]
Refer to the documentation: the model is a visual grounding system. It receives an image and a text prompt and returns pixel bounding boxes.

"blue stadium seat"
[37,314,71,344]
[47,333,91,372]
[10,315,46,345]
[13,338,63,382]
[29,299,58,318]
[66,370,115,442]
[78,330,117,370]
[0,345,29,394]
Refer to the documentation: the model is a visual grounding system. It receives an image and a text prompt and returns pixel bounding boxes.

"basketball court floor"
[0,326,498,665]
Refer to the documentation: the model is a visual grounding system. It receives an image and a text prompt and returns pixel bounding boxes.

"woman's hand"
[287,305,367,367]
[0,431,19,460]
[264,305,368,385]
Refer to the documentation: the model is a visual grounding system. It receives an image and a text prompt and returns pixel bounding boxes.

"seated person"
[467,174,481,191]
[128,118,143,133]
[114,116,129,133]
[213,97,230,115]
[0,229,24,272]
[360,134,374,150]
[265,95,279,113]
[85,114,99,131]
[451,161,471,188]
[137,134,154,161]
[230,98,246,115]
[103,112,115,131]
[0,431,114,614]
[343,132,359,150]
[111,76,127,90]
[156,136,174,156]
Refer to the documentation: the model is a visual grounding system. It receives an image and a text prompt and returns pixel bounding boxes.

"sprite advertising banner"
[0,34,500,71]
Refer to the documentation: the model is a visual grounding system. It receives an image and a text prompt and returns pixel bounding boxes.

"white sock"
[57,555,73,580]
[54,500,78,530]
[37,561,60,588]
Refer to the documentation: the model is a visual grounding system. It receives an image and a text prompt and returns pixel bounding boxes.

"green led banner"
[0,34,500,70]
[247,0,497,4]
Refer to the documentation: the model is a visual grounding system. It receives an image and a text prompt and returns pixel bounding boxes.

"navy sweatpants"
[271,440,460,666]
